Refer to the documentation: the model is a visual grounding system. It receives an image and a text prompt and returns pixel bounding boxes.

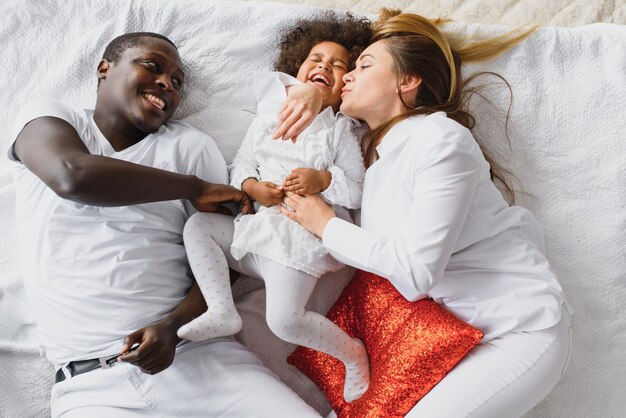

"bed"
[1,0,624,417]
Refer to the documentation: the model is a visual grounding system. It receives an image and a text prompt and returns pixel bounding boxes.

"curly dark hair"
[274,11,373,76]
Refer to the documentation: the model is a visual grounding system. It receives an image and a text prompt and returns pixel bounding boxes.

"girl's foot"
[177,307,242,341]
[343,338,370,402]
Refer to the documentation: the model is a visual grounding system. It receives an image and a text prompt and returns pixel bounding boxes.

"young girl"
[177,13,373,402]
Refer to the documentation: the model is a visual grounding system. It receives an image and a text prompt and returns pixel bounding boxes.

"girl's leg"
[405,306,571,418]
[259,256,369,402]
[177,212,242,341]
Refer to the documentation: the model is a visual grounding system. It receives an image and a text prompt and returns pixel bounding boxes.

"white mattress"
[1,1,624,417]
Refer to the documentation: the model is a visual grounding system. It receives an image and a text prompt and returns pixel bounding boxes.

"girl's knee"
[266,311,303,343]
[184,212,209,236]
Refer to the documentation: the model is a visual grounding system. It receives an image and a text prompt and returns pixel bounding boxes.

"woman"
[279,9,571,418]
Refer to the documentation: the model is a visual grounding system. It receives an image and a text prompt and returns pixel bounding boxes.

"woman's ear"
[97,59,110,81]
[399,74,421,94]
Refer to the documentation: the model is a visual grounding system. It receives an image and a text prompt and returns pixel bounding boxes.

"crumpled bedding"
[274,0,626,27]
[1,1,624,417]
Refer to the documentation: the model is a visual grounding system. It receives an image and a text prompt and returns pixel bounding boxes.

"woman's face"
[339,40,405,129]
[296,41,349,113]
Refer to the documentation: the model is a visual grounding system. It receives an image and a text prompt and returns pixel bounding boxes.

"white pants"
[330,305,572,418]
[51,338,321,418]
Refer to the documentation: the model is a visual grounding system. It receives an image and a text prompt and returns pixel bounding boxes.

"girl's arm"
[229,116,284,207]
[229,117,262,190]
[319,119,366,209]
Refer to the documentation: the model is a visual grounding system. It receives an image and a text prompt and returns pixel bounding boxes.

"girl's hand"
[243,178,284,207]
[283,168,331,195]
[273,84,322,142]
[280,191,335,237]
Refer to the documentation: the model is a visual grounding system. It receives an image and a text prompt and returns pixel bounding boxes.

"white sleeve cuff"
[254,72,302,114]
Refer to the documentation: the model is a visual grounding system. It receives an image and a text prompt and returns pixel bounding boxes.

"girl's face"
[296,41,349,112]
[339,40,405,129]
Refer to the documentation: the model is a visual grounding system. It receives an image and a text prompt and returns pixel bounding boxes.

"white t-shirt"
[323,112,567,341]
[9,98,228,365]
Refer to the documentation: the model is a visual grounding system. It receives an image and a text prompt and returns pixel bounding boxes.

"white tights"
[179,212,369,402]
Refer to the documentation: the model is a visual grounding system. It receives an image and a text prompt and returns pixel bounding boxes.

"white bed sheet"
[1,1,624,417]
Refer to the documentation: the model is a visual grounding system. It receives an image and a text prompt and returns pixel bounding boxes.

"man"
[9,32,320,417]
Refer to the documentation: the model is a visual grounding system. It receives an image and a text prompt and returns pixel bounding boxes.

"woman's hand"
[280,191,335,237]
[118,319,180,375]
[273,84,322,142]
[283,168,331,195]
[192,181,253,215]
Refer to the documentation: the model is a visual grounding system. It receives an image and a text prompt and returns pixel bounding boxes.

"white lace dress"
[229,107,365,277]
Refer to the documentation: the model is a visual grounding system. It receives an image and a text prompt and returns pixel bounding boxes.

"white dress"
[229,107,365,278]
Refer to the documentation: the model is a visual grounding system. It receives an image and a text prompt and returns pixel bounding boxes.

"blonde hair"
[366,8,536,203]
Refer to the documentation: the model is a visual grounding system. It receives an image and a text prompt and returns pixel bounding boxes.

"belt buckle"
[98,352,121,369]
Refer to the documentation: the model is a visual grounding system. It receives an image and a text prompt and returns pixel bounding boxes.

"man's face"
[97,37,185,133]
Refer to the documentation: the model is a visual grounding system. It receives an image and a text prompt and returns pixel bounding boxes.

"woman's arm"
[252,71,322,142]
[282,135,481,300]
[273,84,322,142]
[14,117,251,213]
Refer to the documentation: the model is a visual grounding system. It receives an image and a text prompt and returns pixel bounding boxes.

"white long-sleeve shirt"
[322,112,565,341]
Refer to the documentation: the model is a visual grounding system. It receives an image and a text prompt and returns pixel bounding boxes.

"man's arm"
[14,116,251,213]
[118,281,207,375]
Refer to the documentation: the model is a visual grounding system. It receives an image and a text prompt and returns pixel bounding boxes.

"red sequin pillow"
[288,270,484,417]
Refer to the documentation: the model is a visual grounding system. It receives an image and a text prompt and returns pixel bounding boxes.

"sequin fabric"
[288,270,484,417]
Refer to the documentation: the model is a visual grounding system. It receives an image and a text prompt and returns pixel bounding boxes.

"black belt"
[55,352,121,383]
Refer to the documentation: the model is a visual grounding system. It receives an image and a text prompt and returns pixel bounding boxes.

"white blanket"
[274,0,626,27]
[1,1,625,417]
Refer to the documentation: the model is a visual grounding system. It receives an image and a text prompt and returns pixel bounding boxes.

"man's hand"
[242,178,284,207]
[273,84,322,142]
[117,282,206,375]
[118,319,181,375]
[283,168,331,195]
[192,181,253,214]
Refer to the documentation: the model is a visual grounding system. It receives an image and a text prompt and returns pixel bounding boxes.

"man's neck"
[92,110,148,152]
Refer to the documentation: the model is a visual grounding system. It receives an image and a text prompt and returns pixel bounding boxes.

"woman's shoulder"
[422,112,472,137]
[407,112,478,153]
